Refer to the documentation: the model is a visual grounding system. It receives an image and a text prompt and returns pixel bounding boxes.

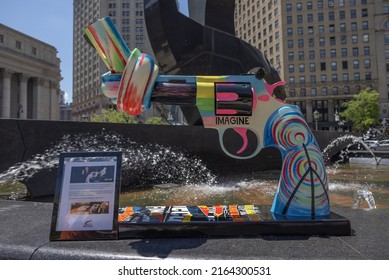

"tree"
[144,117,168,125]
[91,108,137,124]
[340,88,380,132]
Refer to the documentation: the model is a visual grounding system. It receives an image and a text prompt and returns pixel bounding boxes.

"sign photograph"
[50,152,122,241]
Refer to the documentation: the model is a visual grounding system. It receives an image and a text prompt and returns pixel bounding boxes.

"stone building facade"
[0,23,61,120]
[235,0,389,129]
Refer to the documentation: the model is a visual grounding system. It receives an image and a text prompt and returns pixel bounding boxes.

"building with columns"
[0,23,61,120]
[235,0,389,130]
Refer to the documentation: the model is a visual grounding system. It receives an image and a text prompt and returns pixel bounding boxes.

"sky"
[0,0,188,104]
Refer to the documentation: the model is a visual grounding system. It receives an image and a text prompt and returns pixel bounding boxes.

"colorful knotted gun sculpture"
[85,17,329,218]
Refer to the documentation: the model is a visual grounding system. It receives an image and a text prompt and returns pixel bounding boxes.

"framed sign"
[50,152,122,241]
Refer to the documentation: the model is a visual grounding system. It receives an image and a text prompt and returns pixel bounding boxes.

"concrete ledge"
[1,199,388,260]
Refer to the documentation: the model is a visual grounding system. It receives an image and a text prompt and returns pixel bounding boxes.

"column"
[19,74,28,119]
[306,99,313,123]
[1,70,12,118]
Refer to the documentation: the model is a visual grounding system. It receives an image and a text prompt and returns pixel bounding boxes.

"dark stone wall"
[0,119,348,197]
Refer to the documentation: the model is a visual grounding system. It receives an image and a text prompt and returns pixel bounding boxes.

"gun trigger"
[233,128,248,155]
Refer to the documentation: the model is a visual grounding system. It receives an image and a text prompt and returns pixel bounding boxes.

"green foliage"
[340,88,380,131]
[144,117,168,125]
[91,108,137,124]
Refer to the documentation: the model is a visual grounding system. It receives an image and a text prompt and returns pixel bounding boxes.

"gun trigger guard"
[217,128,261,160]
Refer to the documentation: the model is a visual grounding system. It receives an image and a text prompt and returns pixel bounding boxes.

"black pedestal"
[118,205,351,238]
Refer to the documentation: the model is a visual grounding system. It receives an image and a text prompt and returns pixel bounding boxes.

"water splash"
[322,134,378,165]
[0,131,217,189]
[353,189,377,209]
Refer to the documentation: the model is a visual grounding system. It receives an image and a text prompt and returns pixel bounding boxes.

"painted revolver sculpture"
[85,17,330,218]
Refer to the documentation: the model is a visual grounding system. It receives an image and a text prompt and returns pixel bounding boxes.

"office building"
[235,0,389,129]
[72,0,154,121]
[0,23,61,120]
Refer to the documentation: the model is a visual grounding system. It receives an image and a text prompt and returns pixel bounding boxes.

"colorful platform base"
[118,205,351,238]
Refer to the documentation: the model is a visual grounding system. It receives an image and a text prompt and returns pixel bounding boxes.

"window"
[298,51,304,60]
[287,16,292,24]
[289,77,295,84]
[0,34,3,43]
[289,64,295,73]
[300,88,306,97]
[288,40,293,48]
[287,28,293,36]
[318,1,323,9]
[332,74,338,81]
[339,10,345,19]
[339,0,345,6]
[362,9,368,17]
[354,73,360,81]
[352,35,358,43]
[366,72,371,80]
[307,2,313,9]
[309,38,314,47]
[362,21,369,30]
[322,87,328,95]
[299,76,306,83]
[333,87,339,95]
[340,23,346,32]
[331,61,337,70]
[385,49,389,59]
[330,24,335,33]
[344,86,350,94]
[309,50,315,58]
[318,13,324,21]
[298,27,303,35]
[297,2,302,10]
[329,0,334,7]
[299,63,305,73]
[298,39,304,47]
[310,63,316,71]
[342,61,348,69]
[351,22,357,30]
[330,37,336,45]
[289,89,296,97]
[341,48,347,57]
[365,59,371,68]
[320,49,326,58]
[331,49,337,58]
[286,4,292,12]
[343,73,349,81]
[321,62,326,71]
[385,35,389,45]
[319,37,325,46]
[308,26,314,34]
[32,47,37,55]
[310,75,316,82]
[329,12,335,20]
[297,15,303,24]
[288,52,294,61]
[353,60,360,69]
[350,10,356,18]
[319,25,325,33]
[16,40,21,49]
[321,74,327,82]
[363,34,369,43]
[311,88,317,96]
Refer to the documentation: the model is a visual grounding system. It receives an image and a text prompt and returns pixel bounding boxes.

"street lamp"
[313,110,320,131]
